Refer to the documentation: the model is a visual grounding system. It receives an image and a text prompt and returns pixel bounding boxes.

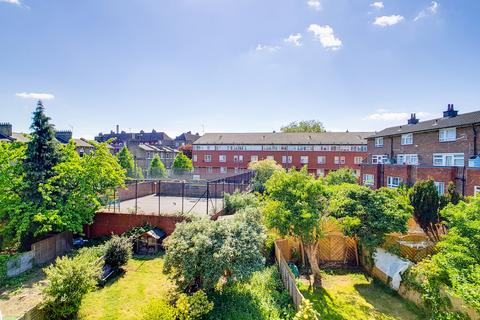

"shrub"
[294,299,319,320]
[248,159,284,193]
[104,235,132,269]
[224,191,259,214]
[176,290,214,320]
[141,299,176,320]
[42,254,101,319]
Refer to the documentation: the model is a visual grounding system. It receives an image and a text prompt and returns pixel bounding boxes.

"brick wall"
[465,168,480,196]
[84,212,186,238]
[118,182,156,201]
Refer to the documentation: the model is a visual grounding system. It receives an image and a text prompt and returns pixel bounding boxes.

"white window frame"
[334,156,340,164]
[219,155,226,162]
[300,156,309,164]
[372,155,388,164]
[207,167,213,173]
[282,155,292,164]
[250,155,258,162]
[475,186,480,197]
[375,137,384,147]
[340,156,346,164]
[204,155,212,163]
[433,153,465,167]
[363,174,374,186]
[266,155,274,161]
[387,176,402,188]
[192,155,197,162]
[401,133,413,145]
[354,156,363,165]
[397,154,419,165]
[434,181,445,195]
[220,167,227,173]
[439,128,456,142]
[316,169,325,177]
[317,156,326,164]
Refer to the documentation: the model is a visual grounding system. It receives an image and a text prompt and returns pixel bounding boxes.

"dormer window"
[401,133,413,145]
[439,128,456,142]
[375,137,384,147]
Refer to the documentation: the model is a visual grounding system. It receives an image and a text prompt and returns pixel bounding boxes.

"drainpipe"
[473,124,478,156]
[390,137,394,159]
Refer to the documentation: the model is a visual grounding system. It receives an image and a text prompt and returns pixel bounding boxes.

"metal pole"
[158,180,161,215]
[182,181,185,214]
[206,182,209,215]
[113,188,116,213]
[135,179,138,214]
[223,181,225,210]
[215,183,217,213]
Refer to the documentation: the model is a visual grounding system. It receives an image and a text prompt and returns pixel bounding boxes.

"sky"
[1,0,479,139]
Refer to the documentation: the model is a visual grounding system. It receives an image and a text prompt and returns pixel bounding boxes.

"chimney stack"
[116,125,119,134]
[55,130,73,143]
[0,122,13,137]
[408,113,419,125]
[443,104,458,118]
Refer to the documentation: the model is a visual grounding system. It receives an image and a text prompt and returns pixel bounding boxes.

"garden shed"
[134,227,166,255]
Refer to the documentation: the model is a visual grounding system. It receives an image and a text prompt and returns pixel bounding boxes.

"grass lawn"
[78,254,175,320]
[299,269,426,320]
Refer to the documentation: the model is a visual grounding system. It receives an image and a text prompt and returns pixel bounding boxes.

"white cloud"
[0,0,20,4]
[370,2,384,9]
[255,44,280,52]
[414,1,439,21]
[364,111,429,121]
[373,15,405,27]
[16,92,55,100]
[307,0,321,11]
[307,24,342,50]
[284,33,303,47]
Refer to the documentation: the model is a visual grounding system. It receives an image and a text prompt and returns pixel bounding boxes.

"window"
[266,155,274,161]
[317,156,326,164]
[207,167,213,173]
[354,169,361,177]
[204,155,212,163]
[433,153,465,167]
[234,167,239,173]
[363,174,374,186]
[300,156,309,164]
[475,186,480,197]
[401,133,413,145]
[250,155,258,162]
[334,156,340,164]
[316,169,325,177]
[375,137,384,147]
[220,167,227,173]
[192,155,197,162]
[282,155,292,164]
[372,155,388,164]
[397,154,419,165]
[340,156,346,164]
[387,176,402,188]
[434,181,445,194]
[219,155,226,162]
[354,156,363,164]
[439,128,456,142]
[233,155,243,163]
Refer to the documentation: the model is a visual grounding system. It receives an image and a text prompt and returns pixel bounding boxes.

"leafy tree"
[172,152,193,175]
[409,179,442,243]
[224,191,259,214]
[148,154,167,179]
[328,184,412,251]
[23,101,61,204]
[179,144,193,159]
[280,120,325,133]
[42,253,101,319]
[248,159,284,193]
[116,146,136,178]
[325,168,358,185]
[262,167,327,287]
[163,208,266,292]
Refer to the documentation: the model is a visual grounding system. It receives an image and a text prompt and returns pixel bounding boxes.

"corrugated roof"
[369,110,480,138]
[194,132,372,145]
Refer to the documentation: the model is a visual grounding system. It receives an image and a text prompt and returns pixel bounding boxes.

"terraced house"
[192,132,371,179]
[361,104,480,196]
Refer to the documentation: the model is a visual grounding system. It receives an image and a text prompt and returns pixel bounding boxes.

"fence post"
[135,179,138,214]
[158,180,161,215]
[206,182,210,215]
[182,181,185,214]
[113,188,116,213]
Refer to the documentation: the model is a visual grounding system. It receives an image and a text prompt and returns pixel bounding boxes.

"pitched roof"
[10,132,30,143]
[369,110,480,138]
[194,132,372,145]
[73,139,95,148]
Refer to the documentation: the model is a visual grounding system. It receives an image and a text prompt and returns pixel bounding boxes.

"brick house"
[361,104,480,196]
[174,131,201,148]
[127,142,178,174]
[192,132,371,179]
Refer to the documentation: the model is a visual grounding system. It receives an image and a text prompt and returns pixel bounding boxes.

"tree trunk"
[304,242,322,288]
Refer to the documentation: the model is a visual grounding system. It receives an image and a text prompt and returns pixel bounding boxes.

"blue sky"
[1,0,479,139]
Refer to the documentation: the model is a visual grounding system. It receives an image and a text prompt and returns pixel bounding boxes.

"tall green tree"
[325,168,358,185]
[116,146,135,178]
[248,159,284,193]
[409,179,442,243]
[148,154,167,179]
[262,167,327,287]
[172,152,193,175]
[23,101,61,204]
[280,120,326,133]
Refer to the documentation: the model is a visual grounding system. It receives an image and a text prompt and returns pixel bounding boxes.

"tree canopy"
[409,179,442,242]
[248,159,284,193]
[280,120,326,133]
[116,146,143,178]
[148,154,167,179]
[172,152,193,175]
[325,168,358,185]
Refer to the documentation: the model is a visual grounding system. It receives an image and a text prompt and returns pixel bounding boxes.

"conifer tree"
[172,152,193,175]
[116,146,135,178]
[148,154,167,178]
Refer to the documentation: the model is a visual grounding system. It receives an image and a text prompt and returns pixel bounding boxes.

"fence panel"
[274,240,304,310]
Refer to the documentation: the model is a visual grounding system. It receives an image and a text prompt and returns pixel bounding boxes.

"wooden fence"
[382,233,436,263]
[274,240,304,310]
